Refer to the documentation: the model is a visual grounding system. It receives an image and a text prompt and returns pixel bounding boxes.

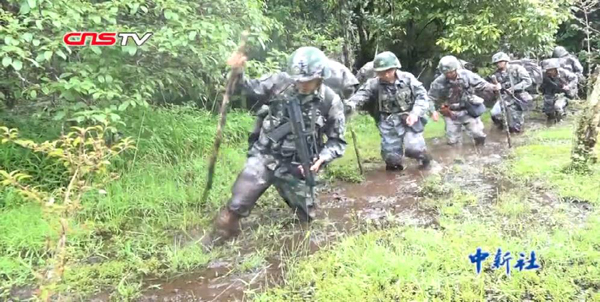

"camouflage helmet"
[542,58,560,71]
[287,46,331,82]
[373,51,401,72]
[438,55,461,74]
[552,46,568,58]
[492,52,510,64]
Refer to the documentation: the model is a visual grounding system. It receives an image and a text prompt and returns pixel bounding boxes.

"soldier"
[553,46,584,83]
[203,47,347,246]
[433,59,474,79]
[488,52,533,133]
[428,55,500,146]
[246,59,358,149]
[346,51,432,171]
[540,58,578,123]
[356,61,375,85]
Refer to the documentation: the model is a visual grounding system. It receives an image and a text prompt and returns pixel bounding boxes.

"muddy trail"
[120,120,552,302]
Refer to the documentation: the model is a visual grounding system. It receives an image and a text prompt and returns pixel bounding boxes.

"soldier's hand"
[432,111,439,122]
[310,158,326,173]
[227,51,247,69]
[405,114,418,126]
[492,83,501,91]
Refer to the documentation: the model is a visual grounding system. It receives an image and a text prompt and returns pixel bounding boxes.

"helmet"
[287,47,331,82]
[373,51,401,72]
[542,58,560,71]
[438,55,461,74]
[552,46,568,58]
[492,52,510,64]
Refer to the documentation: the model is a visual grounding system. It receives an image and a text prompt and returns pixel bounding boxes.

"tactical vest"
[259,86,330,162]
[377,80,413,114]
[447,77,471,106]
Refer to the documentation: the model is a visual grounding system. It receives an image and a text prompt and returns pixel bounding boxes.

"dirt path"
[124,121,536,302]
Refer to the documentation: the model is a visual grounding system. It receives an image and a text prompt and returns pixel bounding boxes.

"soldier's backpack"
[509,59,543,94]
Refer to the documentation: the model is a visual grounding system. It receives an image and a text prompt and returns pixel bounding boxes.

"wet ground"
[128,123,527,302]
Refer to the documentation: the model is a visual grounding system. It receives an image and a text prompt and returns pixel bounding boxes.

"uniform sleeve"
[406,73,430,118]
[512,66,532,91]
[571,57,584,75]
[238,72,290,101]
[345,78,378,112]
[427,76,447,106]
[564,69,578,92]
[467,70,495,92]
[319,94,347,164]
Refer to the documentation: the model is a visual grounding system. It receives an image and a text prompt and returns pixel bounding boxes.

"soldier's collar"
[293,84,324,104]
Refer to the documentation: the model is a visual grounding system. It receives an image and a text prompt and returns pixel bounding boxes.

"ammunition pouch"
[464,101,486,118]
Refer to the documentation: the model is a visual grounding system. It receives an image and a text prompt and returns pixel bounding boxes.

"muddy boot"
[418,153,433,170]
[386,163,404,171]
[474,137,485,146]
[200,207,242,251]
[491,116,503,129]
[292,206,315,223]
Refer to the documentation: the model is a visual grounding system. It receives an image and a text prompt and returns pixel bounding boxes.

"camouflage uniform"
[346,52,431,170]
[540,58,578,121]
[206,47,346,246]
[489,52,533,132]
[325,59,360,99]
[356,61,375,85]
[553,46,584,84]
[429,56,496,145]
[247,59,358,148]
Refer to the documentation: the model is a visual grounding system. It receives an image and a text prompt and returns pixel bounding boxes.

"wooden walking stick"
[201,31,249,203]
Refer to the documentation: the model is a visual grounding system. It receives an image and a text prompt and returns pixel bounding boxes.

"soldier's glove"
[440,104,454,118]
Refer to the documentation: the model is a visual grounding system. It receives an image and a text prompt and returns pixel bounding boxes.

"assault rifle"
[286,96,317,217]
[490,75,512,148]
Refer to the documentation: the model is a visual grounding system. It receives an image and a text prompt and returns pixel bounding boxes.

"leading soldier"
[202,47,347,247]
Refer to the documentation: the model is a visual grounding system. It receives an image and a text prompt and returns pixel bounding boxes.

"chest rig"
[262,86,326,162]
[377,79,414,114]
[447,77,471,106]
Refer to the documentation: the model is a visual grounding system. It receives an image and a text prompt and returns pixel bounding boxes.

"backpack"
[510,59,543,91]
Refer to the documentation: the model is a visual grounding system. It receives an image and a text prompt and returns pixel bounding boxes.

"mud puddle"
[123,124,533,302]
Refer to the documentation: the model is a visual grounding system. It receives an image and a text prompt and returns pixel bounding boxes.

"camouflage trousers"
[491,101,523,131]
[542,94,568,118]
[378,113,427,166]
[444,110,486,145]
[226,152,316,220]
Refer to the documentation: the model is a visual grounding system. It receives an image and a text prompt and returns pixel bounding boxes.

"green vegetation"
[254,124,600,301]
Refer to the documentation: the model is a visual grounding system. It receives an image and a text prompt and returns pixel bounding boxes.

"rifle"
[490,75,512,148]
[286,96,317,216]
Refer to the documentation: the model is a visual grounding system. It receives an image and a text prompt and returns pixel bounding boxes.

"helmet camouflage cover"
[438,55,461,73]
[542,58,560,71]
[492,52,510,64]
[287,46,331,82]
[552,46,568,58]
[373,51,402,72]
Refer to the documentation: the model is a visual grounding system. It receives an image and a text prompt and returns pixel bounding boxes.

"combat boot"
[491,116,503,129]
[200,207,242,250]
[474,137,486,146]
[386,163,404,171]
[418,152,432,169]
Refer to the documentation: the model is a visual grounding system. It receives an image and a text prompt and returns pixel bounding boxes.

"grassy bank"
[254,123,600,301]
[1,106,454,299]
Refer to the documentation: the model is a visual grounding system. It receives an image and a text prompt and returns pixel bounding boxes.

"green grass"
[0,106,255,298]
[254,123,600,301]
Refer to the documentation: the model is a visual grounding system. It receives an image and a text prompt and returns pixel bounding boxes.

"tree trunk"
[571,73,600,171]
